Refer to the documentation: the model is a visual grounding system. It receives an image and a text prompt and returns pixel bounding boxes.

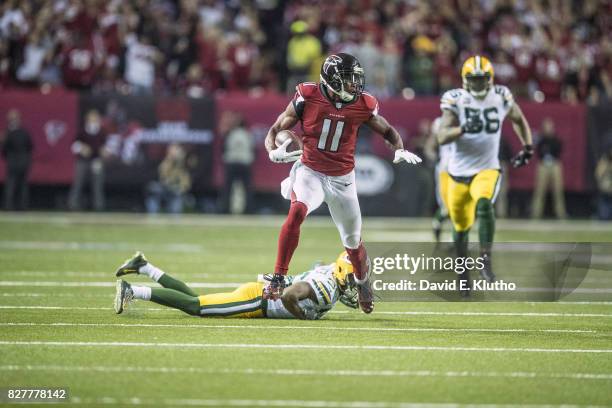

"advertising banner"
[0,89,78,184]
[79,94,215,191]
[217,94,588,198]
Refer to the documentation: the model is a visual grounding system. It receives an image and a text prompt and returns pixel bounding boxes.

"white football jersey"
[440,85,514,177]
[261,264,339,320]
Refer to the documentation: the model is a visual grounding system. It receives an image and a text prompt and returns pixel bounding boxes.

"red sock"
[346,243,368,281]
[274,201,308,275]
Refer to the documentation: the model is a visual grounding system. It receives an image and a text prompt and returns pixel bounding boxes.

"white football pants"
[281,161,362,249]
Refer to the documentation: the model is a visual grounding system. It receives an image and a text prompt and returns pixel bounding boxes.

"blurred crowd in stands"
[1,0,611,103]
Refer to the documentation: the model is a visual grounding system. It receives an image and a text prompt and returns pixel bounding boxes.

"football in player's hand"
[275,130,302,152]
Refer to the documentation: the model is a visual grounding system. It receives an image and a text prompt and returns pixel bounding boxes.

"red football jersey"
[292,82,379,176]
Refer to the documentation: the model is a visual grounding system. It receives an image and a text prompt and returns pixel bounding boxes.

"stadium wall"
[0,89,601,214]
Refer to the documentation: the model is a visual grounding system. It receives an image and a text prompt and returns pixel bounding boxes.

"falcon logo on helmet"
[461,55,495,99]
[320,53,365,103]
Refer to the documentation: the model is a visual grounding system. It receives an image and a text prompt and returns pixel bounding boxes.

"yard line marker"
[3,211,610,232]
[331,311,612,317]
[0,293,112,298]
[2,365,612,381]
[0,341,610,353]
[0,322,596,334]
[55,396,612,407]
[1,305,611,317]
[0,281,239,288]
[3,271,254,279]
[3,294,612,305]
[7,364,612,380]
[2,280,611,295]
[0,240,201,253]
[0,306,114,310]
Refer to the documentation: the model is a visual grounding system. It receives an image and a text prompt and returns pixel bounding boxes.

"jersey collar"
[319,83,359,110]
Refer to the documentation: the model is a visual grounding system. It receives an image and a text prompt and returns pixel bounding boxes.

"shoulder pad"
[440,89,463,113]
[362,92,379,116]
[494,85,514,107]
[296,82,319,99]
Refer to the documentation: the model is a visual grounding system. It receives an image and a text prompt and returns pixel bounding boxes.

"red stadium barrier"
[0,90,588,192]
[0,89,78,184]
[220,94,588,192]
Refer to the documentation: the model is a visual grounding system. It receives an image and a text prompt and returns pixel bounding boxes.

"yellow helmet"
[333,251,354,288]
[461,55,494,98]
[333,251,358,309]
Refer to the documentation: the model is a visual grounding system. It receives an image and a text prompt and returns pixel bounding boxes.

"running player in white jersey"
[113,251,358,320]
[437,55,533,295]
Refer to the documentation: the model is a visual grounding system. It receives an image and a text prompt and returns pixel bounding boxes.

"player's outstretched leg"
[268,200,308,299]
[116,251,198,296]
[346,243,373,314]
[476,198,496,283]
[115,279,201,316]
[114,253,202,315]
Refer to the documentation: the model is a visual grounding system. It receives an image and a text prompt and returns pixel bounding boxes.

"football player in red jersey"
[264,53,421,313]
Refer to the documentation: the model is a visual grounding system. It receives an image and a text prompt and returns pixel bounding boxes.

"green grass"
[0,213,611,407]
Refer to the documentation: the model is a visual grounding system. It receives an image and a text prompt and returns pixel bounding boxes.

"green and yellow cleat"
[115,251,148,277]
[114,279,134,314]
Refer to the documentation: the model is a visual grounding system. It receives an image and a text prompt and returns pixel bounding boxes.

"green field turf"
[0,213,611,407]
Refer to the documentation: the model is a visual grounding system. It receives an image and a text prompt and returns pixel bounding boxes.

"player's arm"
[507,102,533,148]
[280,281,316,320]
[365,114,422,165]
[264,102,299,153]
[437,109,463,145]
[365,114,403,150]
[507,103,534,168]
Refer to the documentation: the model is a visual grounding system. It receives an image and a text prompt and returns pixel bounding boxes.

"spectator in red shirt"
[535,48,564,100]
[60,32,99,90]
[225,31,258,90]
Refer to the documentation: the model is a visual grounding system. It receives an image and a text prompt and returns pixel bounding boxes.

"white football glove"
[268,139,303,163]
[393,149,422,165]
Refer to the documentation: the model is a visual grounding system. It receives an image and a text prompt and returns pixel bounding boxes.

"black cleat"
[115,251,148,277]
[479,253,496,283]
[114,279,134,314]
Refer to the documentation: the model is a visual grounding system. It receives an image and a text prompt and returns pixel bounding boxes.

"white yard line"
[0,322,596,334]
[1,211,611,232]
[0,281,239,288]
[1,292,610,305]
[0,293,112,298]
[0,341,610,353]
[1,280,611,295]
[38,395,612,407]
[1,305,611,317]
[331,310,612,317]
[2,364,611,381]
[2,271,254,279]
[0,241,201,252]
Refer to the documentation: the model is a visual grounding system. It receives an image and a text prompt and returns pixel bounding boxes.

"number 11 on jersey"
[318,118,345,152]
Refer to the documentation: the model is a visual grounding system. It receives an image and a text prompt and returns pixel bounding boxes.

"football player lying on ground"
[113,251,358,320]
